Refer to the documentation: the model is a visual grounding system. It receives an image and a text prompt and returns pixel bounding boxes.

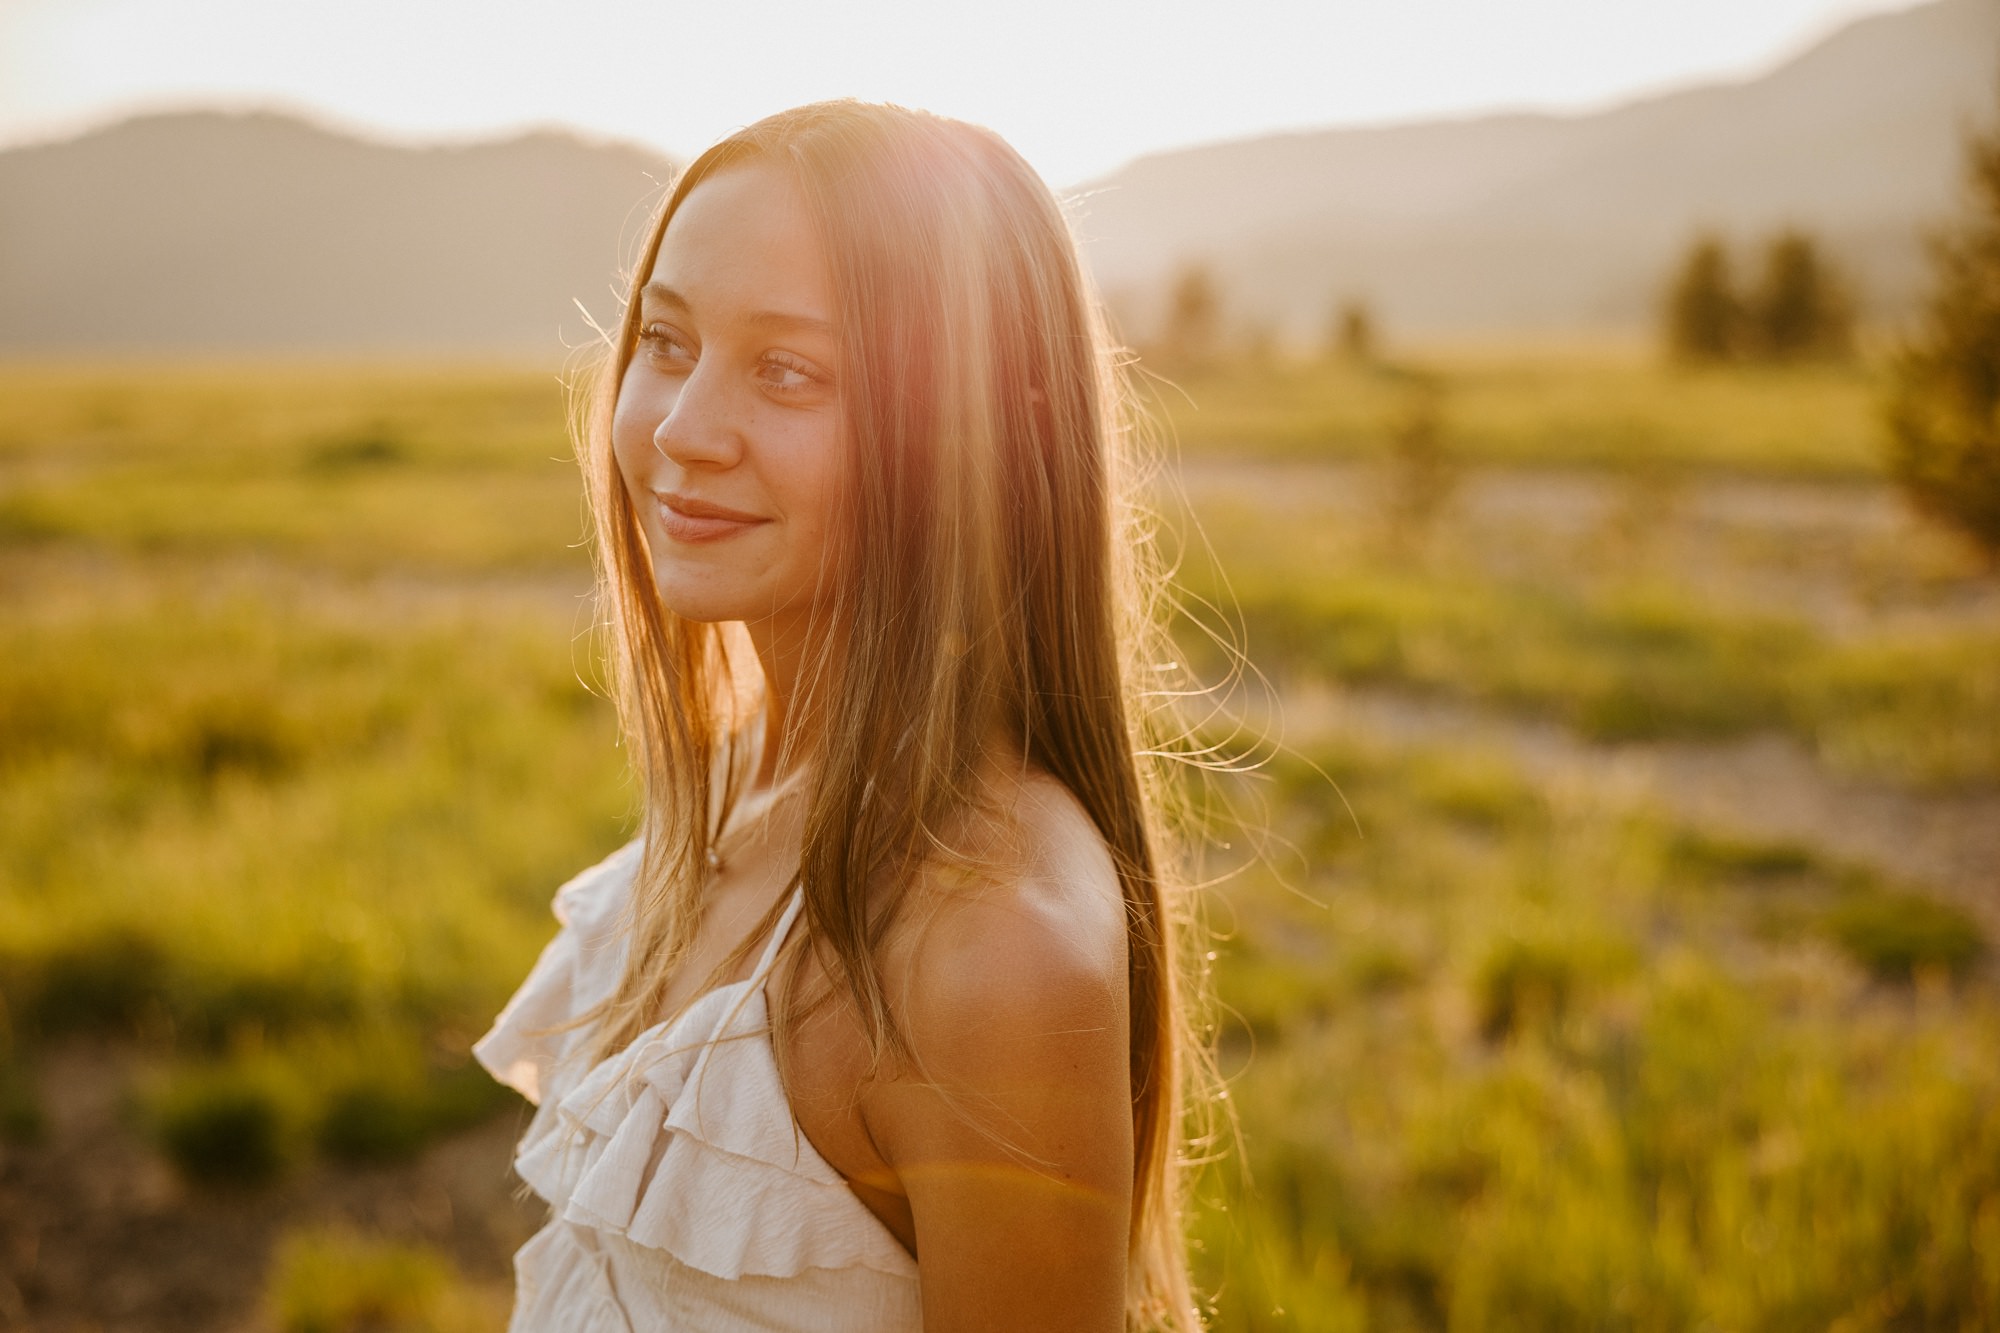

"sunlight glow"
[0,0,1927,185]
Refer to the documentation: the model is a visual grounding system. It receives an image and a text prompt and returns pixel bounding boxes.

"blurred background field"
[2,342,1997,1329]
[5,1,2000,1327]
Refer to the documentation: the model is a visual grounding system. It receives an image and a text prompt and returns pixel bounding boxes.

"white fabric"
[475,842,924,1332]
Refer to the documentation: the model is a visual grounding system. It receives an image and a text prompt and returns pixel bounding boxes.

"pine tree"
[1749,230,1855,362]
[1330,298,1377,365]
[1663,235,1742,363]
[1158,263,1222,371]
[1384,373,1457,553]
[1886,104,2000,561]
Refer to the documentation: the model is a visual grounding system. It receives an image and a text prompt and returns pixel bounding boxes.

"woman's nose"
[652,361,742,467]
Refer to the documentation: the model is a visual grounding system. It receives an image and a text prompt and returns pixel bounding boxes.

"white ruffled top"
[474,841,923,1332]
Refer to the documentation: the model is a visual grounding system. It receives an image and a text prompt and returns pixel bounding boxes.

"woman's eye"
[758,354,828,397]
[638,324,695,364]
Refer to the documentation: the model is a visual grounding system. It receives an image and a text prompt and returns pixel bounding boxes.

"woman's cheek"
[610,383,661,486]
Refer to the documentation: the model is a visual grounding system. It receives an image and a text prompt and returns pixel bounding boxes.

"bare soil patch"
[1277,680,2000,936]
[1175,459,2000,635]
[0,1042,539,1333]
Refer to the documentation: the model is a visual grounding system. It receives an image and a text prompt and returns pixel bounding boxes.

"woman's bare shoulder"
[887,766,1128,1033]
[854,766,1134,1326]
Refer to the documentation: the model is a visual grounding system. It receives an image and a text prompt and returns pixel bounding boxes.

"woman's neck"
[745,612,810,791]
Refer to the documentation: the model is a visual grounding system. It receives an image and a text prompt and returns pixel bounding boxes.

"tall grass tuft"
[266,1226,498,1333]
[0,1058,43,1144]
[1825,889,1985,983]
[148,1055,306,1187]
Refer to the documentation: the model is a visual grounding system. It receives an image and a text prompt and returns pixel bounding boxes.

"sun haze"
[0,0,1926,185]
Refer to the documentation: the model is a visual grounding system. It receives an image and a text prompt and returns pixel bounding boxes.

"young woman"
[476,100,1205,1332]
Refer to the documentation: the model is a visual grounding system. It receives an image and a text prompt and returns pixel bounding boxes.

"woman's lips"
[654,492,766,543]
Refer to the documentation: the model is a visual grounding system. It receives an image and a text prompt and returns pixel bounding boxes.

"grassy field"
[1193,736,1995,1330]
[1,352,1994,1330]
[0,365,628,1240]
[1193,554,2000,788]
[1145,347,1890,478]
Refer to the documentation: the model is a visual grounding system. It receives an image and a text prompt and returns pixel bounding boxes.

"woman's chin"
[644,572,735,625]
[646,567,821,637]
[652,598,736,626]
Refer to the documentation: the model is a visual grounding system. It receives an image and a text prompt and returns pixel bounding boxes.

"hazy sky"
[0,0,1926,185]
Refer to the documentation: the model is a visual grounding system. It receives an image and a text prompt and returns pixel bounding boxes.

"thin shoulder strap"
[749,882,806,986]
[684,882,806,1085]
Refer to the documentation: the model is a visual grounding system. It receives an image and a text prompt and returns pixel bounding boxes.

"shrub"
[1476,934,1585,1043]
[1805,629,2000,786]
[1383,373,1458,551]
[266,1227,487,1333]
[1885,101,2000,561]
[149,1059,304,1187]
[305,421,408,472]
[1827,891,1985,983]
[16,925,171,1038]
[1345,942,1423,996]
[1214,935,1338,1042]
[313,1054,508,1165]
[171,695,300,784]
[1665,828,1818,881]
[420,1055,513,1136]
[1407,753,1534,832]
[0,1060,42,1144]
[316,1080,434,1165]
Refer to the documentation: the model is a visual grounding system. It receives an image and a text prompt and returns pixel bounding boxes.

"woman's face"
[612,161,843,639]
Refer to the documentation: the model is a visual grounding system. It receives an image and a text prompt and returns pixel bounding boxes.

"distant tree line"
[1663,230,1855,364]
[1143,261,1387,373]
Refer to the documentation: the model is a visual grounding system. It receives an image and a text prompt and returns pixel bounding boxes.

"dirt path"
[1274,680,2000,932]
[1174,456,1999,925]
[1174,459,2000,635]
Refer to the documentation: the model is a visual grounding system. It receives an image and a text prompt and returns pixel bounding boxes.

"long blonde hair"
[576,101,1204,1330]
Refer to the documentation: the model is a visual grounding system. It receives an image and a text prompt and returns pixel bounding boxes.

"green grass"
[0,1057,43,1144]
[0,366,631,1177]
[1196,734,1999,1331]
[0,577,628,1176]
[1149,349,1888,479]
[1826,889,1987,984]
[1191,561,2000,787]
[149,1053,308,1187]
[266,1225,499,1333]
[3,360,1996,1327]
[143,1026,511,1185]
[0,363,587,571]
[0,578,627,1049]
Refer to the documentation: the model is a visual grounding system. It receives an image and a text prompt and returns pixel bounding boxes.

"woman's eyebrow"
[638,281,833,339]
[637,281,692,313]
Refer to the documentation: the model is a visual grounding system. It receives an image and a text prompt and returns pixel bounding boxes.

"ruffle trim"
[513,983,919,1283]
[473,840,642,1107]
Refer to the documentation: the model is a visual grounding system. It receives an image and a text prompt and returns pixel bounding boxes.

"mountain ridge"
[0,110,676,353]
[1,0,1992,351]
[1076,0,1999,336]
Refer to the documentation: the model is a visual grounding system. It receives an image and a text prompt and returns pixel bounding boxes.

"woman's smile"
[653,490,769,543]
